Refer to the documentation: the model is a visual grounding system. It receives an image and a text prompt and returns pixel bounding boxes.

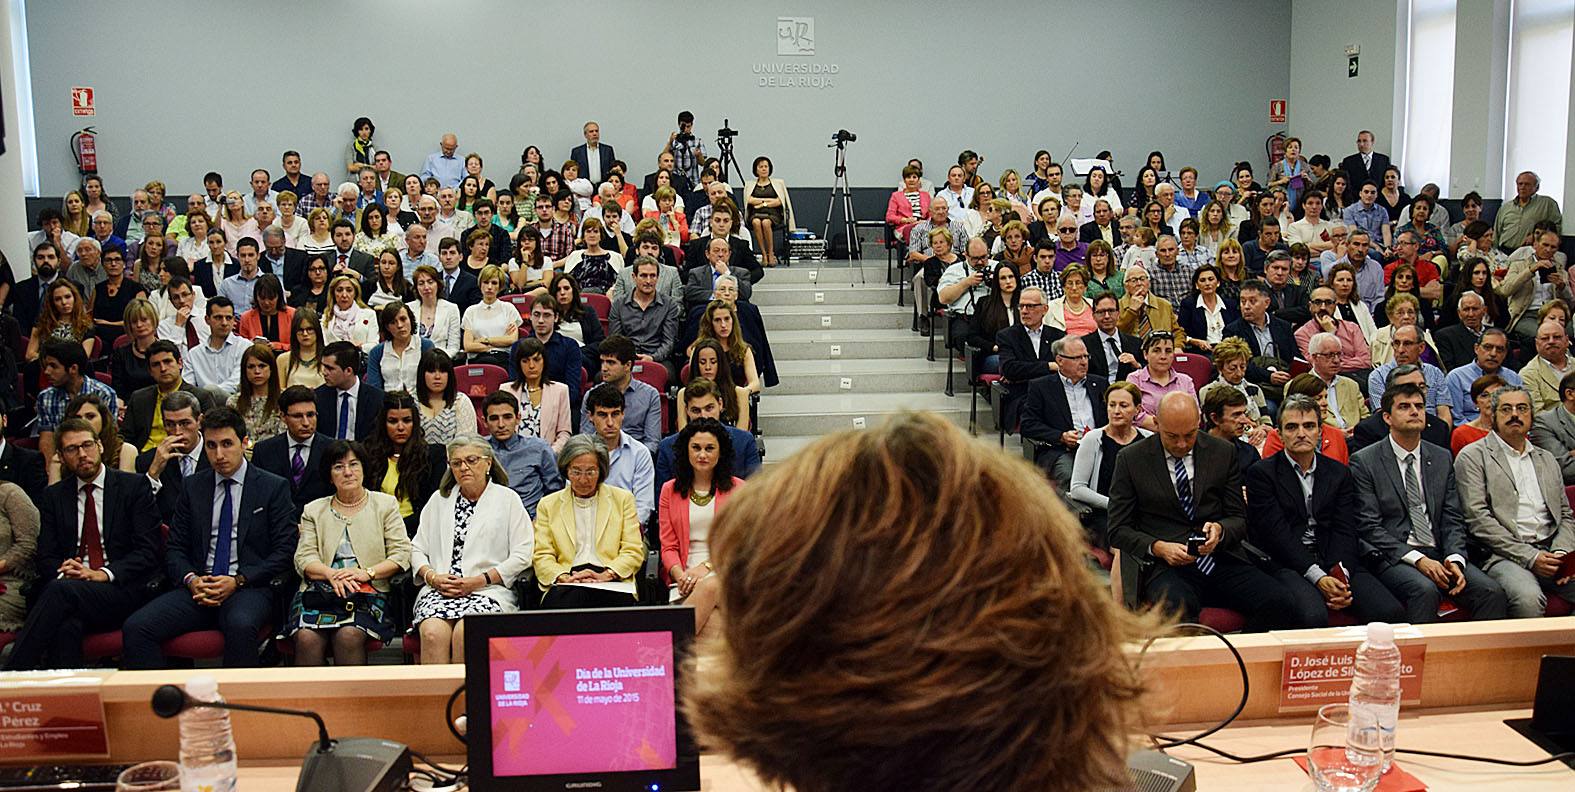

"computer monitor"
[465,607,700,791]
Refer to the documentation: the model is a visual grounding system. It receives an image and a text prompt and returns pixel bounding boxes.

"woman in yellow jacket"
[532,434,645,609]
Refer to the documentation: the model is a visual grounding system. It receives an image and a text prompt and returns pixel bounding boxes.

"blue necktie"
[211,479,234,576]
[338,392,350,439]
[1173,456,1214,575]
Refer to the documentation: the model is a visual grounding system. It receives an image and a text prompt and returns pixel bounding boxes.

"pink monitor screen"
[487,631,678,777]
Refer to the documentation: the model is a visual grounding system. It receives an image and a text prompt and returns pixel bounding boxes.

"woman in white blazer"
[1067,382,1152,548]
[409,265,462,358]
[744,156,795,267]
[409,435,534,665]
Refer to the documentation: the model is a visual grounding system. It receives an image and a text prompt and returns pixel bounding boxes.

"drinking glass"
[1307,703,1382,792]
[116,760,182,792]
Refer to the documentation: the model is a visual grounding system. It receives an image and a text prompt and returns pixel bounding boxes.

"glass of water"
[1307,703,1382,792]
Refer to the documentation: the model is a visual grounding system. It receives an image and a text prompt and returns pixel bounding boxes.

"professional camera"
[832,129,857,144]
[717,123,739,139]
[675,131,695,145]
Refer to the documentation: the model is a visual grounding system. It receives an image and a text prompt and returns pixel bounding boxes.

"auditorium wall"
[23,0,1292,197]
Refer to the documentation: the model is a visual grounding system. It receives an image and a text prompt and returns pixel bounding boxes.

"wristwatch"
[234,574,248,589]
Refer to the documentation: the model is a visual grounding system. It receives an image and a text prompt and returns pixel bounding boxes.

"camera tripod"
[715,122,746,189]
[822,140,864,281]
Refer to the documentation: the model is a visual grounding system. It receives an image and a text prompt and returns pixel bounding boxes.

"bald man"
[1107,392,1298,629]
[421,133,464,189]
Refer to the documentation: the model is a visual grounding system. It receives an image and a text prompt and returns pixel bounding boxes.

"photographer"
[667,111,706,185]
[1501,229,1573,344]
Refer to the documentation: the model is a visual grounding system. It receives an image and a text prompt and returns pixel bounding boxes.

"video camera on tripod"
[829,129,857,146]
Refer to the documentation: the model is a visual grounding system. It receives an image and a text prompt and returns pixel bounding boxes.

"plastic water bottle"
[177,675,238,792]
[1347,622,1401,772]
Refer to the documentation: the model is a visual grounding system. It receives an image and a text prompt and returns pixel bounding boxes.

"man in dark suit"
[1434,291,1488,372]
[121,407,297,669]
[683,238,754,309]
[315,342,384,441]
[135,390,209,524]
[1261,250,1311,326]
[569,121,616,185]
[14,241,65,333]
[123,341,212,452]
[1348,383,1508,623]
[1107,391,1298,629]
[1351,365,1452,454]
[641,150,694,205]
[321,219,374,279]
[251,385,333,514]
[1246,395,1406,629]
[260,226,311,295]
[1079,199,1121,246]
[1020,337,1106,487]
[995,288,1066,429]
[436,238,482,314]
[0,413,46,495]
[1224,279,1298,403]
[3,419,161,670]
[1337,131,1391,205]
[1083,292,1143,383]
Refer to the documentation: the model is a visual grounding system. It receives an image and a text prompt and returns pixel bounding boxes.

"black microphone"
[151,684,333,753]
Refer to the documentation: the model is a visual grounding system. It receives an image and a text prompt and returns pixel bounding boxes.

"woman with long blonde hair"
[691,299,759,394]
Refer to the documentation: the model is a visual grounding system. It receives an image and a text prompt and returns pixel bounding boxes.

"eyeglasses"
[60,440,97,456]
[1019,301,1046,309]
[449,455,487,469]
[566,466,600,479]
[1495,403,1532,415]
[1310,351,1341,359]
[1093,307,1119,315]
[1310,298,1335,306]
[331,460,363,472]
[1056,353,1089,361]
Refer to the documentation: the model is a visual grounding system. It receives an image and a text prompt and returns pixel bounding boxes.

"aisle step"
[750,283,900,307]
[755,303,911,331]
[768,328,930,361]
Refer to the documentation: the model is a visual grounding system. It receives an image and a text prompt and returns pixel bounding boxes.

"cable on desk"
[1137,622,1575,767]
[1136,622,1250,750]
[445,684,467,746]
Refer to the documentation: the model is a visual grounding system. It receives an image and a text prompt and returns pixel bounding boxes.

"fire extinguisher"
[71,126,98,176]
[1266,133,1287,170]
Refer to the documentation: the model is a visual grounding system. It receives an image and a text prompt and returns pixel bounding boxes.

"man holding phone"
[1106,391,1298,629]
[1454,386,1575,618]
[1246,395,1405,628]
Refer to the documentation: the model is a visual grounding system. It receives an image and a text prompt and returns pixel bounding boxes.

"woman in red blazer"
[236,274,295,353]
[659,419,744,636]
[887,165,934,245]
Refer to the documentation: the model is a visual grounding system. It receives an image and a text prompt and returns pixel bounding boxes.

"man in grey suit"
[683,238,753,310]
[1107,392,1298,629]
[1349,383,1508,623]
[1528,369,1575,484]
[1454,386,1575,618]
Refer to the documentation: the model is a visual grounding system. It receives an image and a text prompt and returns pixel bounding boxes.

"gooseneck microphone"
[149,684,413,792]
[150,684,334,752]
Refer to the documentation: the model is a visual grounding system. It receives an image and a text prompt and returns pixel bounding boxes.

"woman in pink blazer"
[659,419,744,635]
[499,338,574,452]
[887,165,934,245]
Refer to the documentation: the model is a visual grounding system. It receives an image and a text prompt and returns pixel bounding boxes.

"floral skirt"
[284,581,394,642]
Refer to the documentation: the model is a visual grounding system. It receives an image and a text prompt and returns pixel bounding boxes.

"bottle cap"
[185,674,219,701]
[1366,622,1395,647]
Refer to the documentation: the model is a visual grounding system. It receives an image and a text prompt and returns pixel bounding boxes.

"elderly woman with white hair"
[532,434,644,609]
[409,434,535,664]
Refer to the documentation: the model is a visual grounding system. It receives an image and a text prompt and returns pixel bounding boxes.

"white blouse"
[461,299,518,353]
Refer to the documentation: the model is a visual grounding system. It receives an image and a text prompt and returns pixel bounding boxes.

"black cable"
[1136,622,1250,750]
[409,749,466,781]
[1139,622,1575,768]
[445,684,466,746]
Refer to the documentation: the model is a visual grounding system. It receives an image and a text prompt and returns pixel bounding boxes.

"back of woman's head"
[684,411,1154,792]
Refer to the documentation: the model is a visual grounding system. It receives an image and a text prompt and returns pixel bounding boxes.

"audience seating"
[1171,353,1215,391]
[582,294,612,336]
[631,362,671,434]
[503,293,533,320]
[455,363,510,414]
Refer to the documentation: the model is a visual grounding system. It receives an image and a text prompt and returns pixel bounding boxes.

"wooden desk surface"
[233,707,1572,791]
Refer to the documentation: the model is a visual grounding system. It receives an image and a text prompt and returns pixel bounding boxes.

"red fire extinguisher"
[1266,132,1287,170]
[71,126,98,176]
